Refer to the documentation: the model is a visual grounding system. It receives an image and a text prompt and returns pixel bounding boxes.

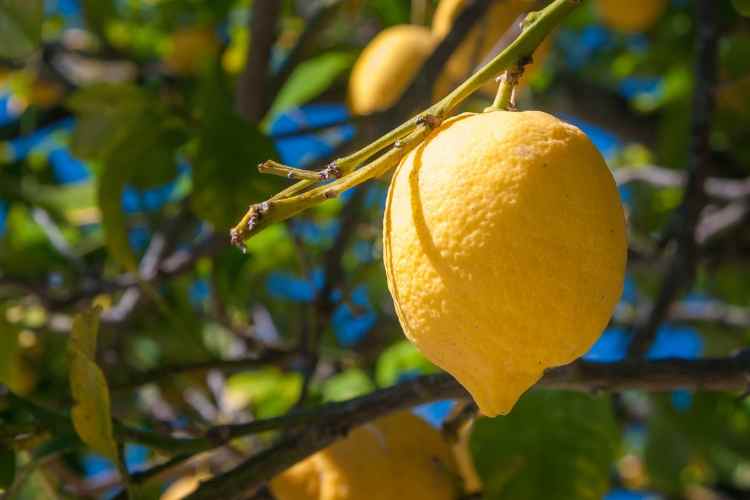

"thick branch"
[186,354,750,499]
[235,0,282,122]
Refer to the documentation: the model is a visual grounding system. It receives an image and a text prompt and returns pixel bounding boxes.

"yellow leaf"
[68,308,119,463]
[70,306,100,359]
[0,322,36,395]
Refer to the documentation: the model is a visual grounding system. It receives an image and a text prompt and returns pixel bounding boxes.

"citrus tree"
[1,1,750,499]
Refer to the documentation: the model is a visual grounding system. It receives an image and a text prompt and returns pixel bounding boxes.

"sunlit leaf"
[321,369,375,402]
[0,0,43,60]
[375,340,437,387]
[225,368,302,418]
[268,52,356,119]
[470,391,619,500]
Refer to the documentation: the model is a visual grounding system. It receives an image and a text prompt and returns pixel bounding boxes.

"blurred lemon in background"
[348,25,437,115]
[271,411,459,499]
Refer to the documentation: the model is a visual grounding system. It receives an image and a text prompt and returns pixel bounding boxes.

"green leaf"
[97,158,137,271]
[470,391,619,500]
[21,180,96,215]
[0,321,21,391]
[645,393,750,493]
[68,84,147,163]
[192,67,280,229]
[225,368,302,419]
[268,52,356,119]
[0,205,66,279]
[375,340,437,387]
[0,0,43,60]
[97,119,183,271]
[81,0,116,39]
[70,307,100,358]
[368,0,410,26]
[69,84,184,270]
[0,445,15,489]
[68,307,119,463]
[321,369,375,402]
[69,84,182,188]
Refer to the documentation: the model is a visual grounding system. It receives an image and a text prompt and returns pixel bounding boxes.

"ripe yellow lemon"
[270,460,321,499]
[163,27,219,75]
[383,111,627,417]
[348,25,437,116]
[432,0,537,98]
[270,412,458,500]
[596,0,668,33]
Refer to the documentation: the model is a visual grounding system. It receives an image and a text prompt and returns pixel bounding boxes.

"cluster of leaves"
[0,1,749,499]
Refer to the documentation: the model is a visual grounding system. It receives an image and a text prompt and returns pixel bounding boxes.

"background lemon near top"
[348,24,437,115]
[348,0,549,116]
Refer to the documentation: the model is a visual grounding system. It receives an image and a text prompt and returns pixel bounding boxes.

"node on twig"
[320,161,342,180]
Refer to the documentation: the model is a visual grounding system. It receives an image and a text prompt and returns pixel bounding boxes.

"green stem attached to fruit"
[230,0,581,249]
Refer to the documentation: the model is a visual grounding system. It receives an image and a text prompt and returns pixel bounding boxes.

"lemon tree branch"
[184,354,750,500]
[230,0,581,247]
[12,353,750,500]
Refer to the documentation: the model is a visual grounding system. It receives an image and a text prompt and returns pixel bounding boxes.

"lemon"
[270,412,458,499]
[348,25,437,116]
[432,0,538,98]
[596,0,668,33]
[383,111,627,417]
[163,27,219,75]
[270,460,321,499]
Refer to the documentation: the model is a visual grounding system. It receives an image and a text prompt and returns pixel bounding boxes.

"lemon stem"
[485,62,526,112]
[232,0,581,247]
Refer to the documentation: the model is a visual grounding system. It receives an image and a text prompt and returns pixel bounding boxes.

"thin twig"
[109,350,296,391]
[230,0,579,244]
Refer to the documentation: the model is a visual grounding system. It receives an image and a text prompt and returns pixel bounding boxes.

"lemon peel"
[383,111,627,416]
[270,412,458,500]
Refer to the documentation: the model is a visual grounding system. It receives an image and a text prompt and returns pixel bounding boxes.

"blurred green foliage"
[0,0,749,499]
